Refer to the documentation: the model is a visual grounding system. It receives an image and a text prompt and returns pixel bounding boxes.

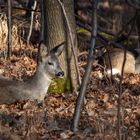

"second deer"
[104,48,140,75]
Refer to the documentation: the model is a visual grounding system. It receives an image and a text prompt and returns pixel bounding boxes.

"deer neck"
[27,64,53,92]
[38,64,52,81]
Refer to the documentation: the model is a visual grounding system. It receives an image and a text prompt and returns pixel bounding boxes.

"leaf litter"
[0,45,139,139]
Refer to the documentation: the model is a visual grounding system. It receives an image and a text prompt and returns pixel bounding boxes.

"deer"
[103,47,140,75]
[0,42,65,104]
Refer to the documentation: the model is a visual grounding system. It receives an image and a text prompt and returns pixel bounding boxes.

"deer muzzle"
[55,71,64,78]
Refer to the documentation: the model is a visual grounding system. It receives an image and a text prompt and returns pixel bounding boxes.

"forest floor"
[0,1,140,139]
[0,45,140,140]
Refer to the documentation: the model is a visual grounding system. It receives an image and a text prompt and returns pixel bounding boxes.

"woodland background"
[0,0,140,139]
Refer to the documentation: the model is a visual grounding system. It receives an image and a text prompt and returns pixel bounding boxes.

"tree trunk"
[63,0,78,90]
[43,0,78,92]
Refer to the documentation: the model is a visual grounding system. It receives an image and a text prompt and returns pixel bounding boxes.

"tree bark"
[43,0,78,91]
[63,0,78,90]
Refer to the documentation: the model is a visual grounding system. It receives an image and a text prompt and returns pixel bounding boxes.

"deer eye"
[48,62,53,65]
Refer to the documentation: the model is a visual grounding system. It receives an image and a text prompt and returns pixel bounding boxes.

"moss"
[99,32,114,39]
[48,77,73,94]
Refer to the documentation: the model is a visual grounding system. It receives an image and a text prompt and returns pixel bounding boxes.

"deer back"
[104,48,135,74]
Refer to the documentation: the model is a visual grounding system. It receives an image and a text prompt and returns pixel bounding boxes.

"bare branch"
[71,0,98,131]
[0,5,40,13]
[116,11,137,37]
[126,0,140,10]
[27,0,37,45]
[40,0,44,41]
[37,0,44,64]
[7,0,12,58]
[117,46,126,140]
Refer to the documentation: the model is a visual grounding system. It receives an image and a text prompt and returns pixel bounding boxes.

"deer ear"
[38,42,48,63]
[39,42,48,57]
[50,42,65,56]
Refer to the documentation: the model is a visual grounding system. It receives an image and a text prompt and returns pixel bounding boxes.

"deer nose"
[56,71,64,77]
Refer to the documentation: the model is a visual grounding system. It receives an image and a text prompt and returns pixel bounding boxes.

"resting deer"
[103,48,140,75]
[0,42,65,104]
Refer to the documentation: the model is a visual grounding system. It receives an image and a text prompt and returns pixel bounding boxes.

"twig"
[136,11,140,53]
[57,0,81,86]
[71,0,98,131]
[37,0,44,64]
[77,16,136,48]
[27,0,37,45]
[116,11,137,38]
[0,15,7,58]
[12,6,40,13]
[106,46,113,78]
[117,46,126,140]
[76,14,115,36]
[40,0,44,41]
[126,0,140,10]
[7,0,12,58]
